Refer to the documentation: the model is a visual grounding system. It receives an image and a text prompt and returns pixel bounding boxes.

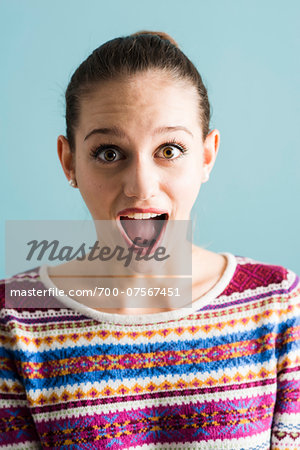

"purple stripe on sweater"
[278,365,300,375]
[35,392,276,448]
[0,393,27,400]
[3,312,87,325]
[275,379,300,414]
[0,406,39,446]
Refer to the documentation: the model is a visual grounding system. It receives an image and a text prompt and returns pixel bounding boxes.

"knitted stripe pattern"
[0,255,299,449]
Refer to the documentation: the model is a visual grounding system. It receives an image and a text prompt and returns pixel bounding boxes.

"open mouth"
[118,213,169,251]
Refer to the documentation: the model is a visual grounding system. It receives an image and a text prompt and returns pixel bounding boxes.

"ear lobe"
[57,135,75,181]
[201,169,210,183]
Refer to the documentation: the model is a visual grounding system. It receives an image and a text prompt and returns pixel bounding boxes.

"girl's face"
[58,70,219,233]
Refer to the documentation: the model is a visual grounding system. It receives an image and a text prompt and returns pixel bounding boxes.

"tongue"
[121,218,162,245]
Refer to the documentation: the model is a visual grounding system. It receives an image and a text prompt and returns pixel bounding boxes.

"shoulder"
[0,266,65,320]
[232,254,299,292]
[225,254,300,317]
[1,267,40,308]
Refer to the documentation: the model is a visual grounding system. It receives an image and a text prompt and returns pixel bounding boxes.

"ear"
[57,135,76,183]
[201,129,220,183]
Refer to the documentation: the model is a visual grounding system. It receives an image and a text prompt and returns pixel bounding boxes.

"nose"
[122,155,159,200]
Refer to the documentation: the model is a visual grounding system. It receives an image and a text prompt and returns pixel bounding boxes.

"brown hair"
[65,31,210,150]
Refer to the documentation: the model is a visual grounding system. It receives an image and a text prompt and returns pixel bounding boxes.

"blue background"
[1,0,299,277]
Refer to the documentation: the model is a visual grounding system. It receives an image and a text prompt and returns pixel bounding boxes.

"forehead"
[78,71,200,132]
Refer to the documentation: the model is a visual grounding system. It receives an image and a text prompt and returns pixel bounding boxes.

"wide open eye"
[157,141,188,161]
[158,139,188,162]
[101,149,120,162]
[90,145,124,164]
[163,146,179,159]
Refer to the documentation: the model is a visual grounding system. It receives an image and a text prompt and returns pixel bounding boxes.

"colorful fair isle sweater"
[0,253,300,449]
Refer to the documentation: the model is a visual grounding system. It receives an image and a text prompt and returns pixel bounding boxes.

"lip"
[116,207,169,218]
[116,208,169,257]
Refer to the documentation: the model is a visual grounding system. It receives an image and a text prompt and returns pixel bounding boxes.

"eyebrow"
[84,125,193,141]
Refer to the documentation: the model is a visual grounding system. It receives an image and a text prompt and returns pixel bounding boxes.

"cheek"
[81,177,112,199]
[171,164,202,205]
[182,183,201,209]
[77,170,116,217]
[75,156,114,202]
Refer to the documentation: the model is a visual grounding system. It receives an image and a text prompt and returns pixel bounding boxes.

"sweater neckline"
[39,252,237,325]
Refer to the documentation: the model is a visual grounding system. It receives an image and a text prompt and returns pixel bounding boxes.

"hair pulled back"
[65,31,210,150]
